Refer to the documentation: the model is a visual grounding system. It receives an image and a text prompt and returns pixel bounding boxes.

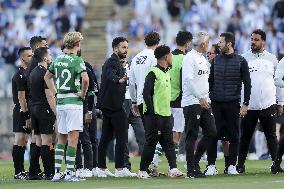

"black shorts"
[13,105,31,133]
[31,105,56,135]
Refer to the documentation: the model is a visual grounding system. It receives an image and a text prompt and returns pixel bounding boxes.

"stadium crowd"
[0,0,89,97]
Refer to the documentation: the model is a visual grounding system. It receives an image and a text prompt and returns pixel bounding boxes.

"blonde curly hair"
[63,32,83,49]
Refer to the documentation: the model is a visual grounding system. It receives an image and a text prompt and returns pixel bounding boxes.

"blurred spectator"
[105,11,123,57]
[0,0,88,97]
[55,7,71,39]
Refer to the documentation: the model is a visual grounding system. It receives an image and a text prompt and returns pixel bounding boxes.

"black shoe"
[28,172,46,180]
[236,164,245,174]
[45,174,54,180]
[224,167,228,174]
[186,169,206,178]
[271,162,284,174]
[14,172,28,180]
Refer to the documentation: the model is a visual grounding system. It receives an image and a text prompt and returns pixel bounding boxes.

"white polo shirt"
[242,50,284,110]
[129,48,157,105]
[181,49,210,107]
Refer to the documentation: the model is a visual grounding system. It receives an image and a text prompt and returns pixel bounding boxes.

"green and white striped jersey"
[48,54,86,105]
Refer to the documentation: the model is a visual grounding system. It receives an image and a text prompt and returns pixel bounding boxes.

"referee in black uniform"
[11,47,33,179]
[26,36,48,179]
[29,47,56,180]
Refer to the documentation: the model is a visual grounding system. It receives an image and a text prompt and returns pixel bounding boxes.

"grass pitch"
[0,158,284,189]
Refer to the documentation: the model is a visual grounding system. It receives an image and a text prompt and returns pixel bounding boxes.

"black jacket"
[97,53,126,111]
[209,53,251,104]
[83,61,99,113]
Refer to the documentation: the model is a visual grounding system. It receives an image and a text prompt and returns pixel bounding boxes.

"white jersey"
[275,57,284,88]
[181,49,210,107]
[129,48,157,105]
[242,50,284,110]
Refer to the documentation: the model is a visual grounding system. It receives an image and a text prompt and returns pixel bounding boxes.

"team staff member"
[97,37,135,177]
[29,47,56,180]
[137,45,183,179]
[182,32,217,178]
[237,29,284,174]
[128,32,161,173]
[129,31,160,116]
[123,59,145,173]
[12,47,33,179]
[207,32,251,175]
[45,32,89,182]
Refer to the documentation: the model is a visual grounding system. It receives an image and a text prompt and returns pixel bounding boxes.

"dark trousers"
[76,124,93,170]
[183,104,216,171]
[208,101,240,166]
[98,108,128,169]
[89,110,98,168]
[238,104,278,166]
[123,99,145,169]
[140,115,177,171]
[76,108,98,170]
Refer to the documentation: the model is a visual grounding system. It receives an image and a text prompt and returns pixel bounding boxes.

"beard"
[220,46,229,54]
[251,44,261,52]
[118,52,127,59]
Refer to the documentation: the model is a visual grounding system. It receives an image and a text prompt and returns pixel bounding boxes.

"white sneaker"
[204,165,218,176]
[51,172,64,182]
[104,169,115,177]
[76,169,85,178]
[169,168,183,178]
[96,168,107,178]
[115,168,137,177]
[228,165,239,175]
[137,171,151,179]
[92,168,98,177]
[64,171,86,182]
[84,169,93,178]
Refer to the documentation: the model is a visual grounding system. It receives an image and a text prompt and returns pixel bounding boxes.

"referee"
[29,47,56,180]
[138,45,183,179]
[12,47,33,179]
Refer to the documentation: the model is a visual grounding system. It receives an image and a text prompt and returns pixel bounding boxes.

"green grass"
[1,158,284,189]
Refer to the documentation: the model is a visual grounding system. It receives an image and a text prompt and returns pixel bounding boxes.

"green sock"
[54,144,65,172]
[66,146,77,171]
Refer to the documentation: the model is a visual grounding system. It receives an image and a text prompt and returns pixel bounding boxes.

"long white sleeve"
[129,62,137,103]
[275,57,284,88]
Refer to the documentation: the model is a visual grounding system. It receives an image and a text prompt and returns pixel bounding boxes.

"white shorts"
[57,104,83,134]
[171,108,185,133]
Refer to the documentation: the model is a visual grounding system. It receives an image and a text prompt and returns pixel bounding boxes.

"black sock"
[225,156,229,168]
[50,144,55,174]
[29,143,42,176]
[41,145,53,177]
[12,145,25,175]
